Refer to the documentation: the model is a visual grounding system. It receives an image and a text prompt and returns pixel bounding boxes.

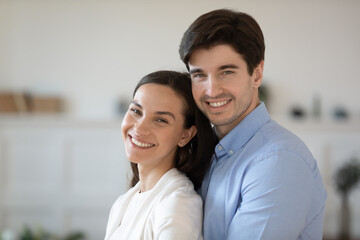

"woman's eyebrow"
[131,101,142,108]
[155,111,176,120]
[131,101,176,120]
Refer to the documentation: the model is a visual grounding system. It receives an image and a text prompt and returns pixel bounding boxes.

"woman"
[104,71,214,240]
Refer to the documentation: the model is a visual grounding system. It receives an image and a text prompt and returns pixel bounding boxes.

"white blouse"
[104,168,203,240]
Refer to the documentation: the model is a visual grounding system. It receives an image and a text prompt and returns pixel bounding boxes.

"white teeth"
[209,100,229,107]
[131,138,154,148]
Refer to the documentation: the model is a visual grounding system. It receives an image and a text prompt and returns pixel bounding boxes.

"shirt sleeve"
[153,190,203,240]
[227,150,314,240]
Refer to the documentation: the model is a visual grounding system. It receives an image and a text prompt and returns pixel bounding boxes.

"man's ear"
[178,125,197,147]
[252,60,264,88]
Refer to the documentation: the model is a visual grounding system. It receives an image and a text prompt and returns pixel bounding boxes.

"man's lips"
[207,99,231,107]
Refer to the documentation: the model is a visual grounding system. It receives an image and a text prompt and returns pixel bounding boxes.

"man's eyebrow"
[218,64,239,70]
[189,64,239,75]
[189,68,203,75]
[155,111,176,120]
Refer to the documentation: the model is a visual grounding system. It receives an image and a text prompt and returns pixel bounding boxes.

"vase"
[339,193,350,240]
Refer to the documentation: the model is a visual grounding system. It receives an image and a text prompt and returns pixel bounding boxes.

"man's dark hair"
[179,9,265,75]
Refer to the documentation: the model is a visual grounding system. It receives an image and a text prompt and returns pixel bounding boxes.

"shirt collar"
[215,102,271,158]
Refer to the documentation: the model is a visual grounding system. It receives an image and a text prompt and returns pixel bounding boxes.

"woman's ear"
[252,60,264,88]
[178,125,197,147]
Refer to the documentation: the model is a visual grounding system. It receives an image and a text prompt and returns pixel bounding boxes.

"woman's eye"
[156,118,168,124]
[130,108,141,115]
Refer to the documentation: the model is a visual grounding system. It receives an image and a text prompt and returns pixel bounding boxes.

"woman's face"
[121,83,195,172]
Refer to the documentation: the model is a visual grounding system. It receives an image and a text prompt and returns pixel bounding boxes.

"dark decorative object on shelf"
[333,106,349,120]
[334,158,360,240]
[312,94,321,118]
[290,105,306,119]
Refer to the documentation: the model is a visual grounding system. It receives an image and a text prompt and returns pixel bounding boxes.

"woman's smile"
[129,135,155,148]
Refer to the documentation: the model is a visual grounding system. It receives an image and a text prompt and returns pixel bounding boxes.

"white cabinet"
[1,116,359,238]
[0,116,130,239]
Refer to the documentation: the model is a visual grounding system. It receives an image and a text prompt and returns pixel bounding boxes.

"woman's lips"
[129,135,155,148]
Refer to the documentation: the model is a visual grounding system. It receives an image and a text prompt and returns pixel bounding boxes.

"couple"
[105,9,327,240]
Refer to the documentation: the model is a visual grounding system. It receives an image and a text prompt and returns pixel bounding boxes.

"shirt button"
[218,145,223,151]
[229,150,234,155]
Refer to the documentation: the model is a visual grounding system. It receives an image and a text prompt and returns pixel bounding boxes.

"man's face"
[188,44,263,139]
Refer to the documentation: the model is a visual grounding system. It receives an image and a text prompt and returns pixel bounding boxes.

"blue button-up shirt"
[200,102,327,240]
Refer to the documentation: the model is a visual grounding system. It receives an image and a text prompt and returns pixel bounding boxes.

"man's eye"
[192,74,207,83]
[222,70,233,75]
[192,73,205,79]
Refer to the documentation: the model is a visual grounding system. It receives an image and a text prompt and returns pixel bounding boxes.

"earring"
[179,142,185,147]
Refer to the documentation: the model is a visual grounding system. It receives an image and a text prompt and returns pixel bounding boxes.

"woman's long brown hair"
[128,70,215,190]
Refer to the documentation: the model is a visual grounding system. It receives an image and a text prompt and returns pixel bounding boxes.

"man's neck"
[215,99,260,140]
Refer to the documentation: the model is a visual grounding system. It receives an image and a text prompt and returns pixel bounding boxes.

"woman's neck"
[138,164,174,193]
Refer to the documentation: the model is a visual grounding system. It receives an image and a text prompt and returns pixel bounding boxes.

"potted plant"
[334,157,360,240]
[18,226,85,240]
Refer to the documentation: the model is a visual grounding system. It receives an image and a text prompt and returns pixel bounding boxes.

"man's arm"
[227,150,316,240]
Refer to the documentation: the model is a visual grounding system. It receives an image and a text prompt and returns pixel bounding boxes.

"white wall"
[1,0,360,238]
[1,0,360,119]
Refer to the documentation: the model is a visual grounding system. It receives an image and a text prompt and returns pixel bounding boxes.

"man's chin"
[209,117,234,128]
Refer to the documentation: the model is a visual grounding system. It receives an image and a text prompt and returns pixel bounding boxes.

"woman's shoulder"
[158,169,199,193]
[110,184,140,210]
[149,170,203,239]
[151,170,202,217]
[154,169,202,207]
[142,169,203,239]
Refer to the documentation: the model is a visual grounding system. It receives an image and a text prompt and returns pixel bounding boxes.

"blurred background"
[0,0,359,239]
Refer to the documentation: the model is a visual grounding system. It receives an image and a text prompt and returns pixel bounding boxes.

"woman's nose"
[133,118,151,135]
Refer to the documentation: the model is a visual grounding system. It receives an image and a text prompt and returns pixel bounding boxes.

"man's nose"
[204,75,223,97]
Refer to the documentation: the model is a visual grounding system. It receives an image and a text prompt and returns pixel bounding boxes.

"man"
[179,9,327,240]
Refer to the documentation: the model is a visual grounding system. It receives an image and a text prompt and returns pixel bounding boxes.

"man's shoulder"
[259,120,308,148]
[236,119,315,165]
